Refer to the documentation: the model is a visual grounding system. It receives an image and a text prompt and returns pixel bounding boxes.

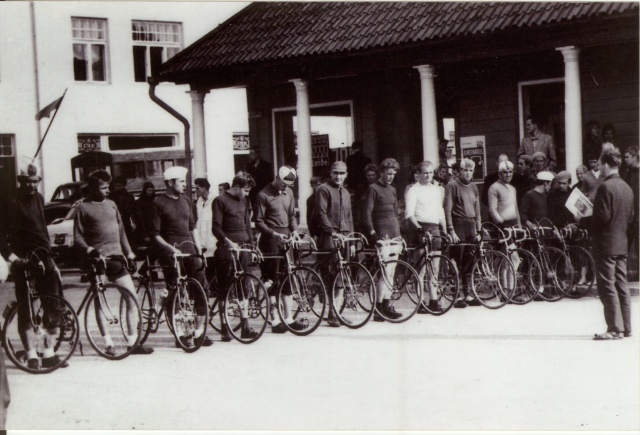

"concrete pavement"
[2,282,639,431]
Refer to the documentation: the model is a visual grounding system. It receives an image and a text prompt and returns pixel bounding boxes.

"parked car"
[47,205,81,266]
[44,181,87,225]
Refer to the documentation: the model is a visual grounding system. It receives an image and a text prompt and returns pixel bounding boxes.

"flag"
[35,94,65,120]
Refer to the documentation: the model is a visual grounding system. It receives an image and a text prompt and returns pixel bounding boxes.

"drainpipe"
[30,1,44,193]
[148,78,192,196]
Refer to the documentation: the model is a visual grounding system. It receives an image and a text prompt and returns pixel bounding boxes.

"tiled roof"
[159,2,638,79]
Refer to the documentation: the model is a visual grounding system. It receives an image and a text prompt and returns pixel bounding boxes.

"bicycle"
[217,244,269,344]
[451,228,516,309]
[527,222,575,302]
[74,254,143,360]
[134,245,209,352]
[560,226,595,299]
[2,248,79,374]
[360,236,422,322]
[314,233,376,328]
[262,234,328,335]
[405,231,459,315]
[482,223,543,305]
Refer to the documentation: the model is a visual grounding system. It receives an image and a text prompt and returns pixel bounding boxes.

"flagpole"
[33,88,67,163]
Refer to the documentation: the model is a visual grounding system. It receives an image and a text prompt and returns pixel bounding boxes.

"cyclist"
[363,158,403,321]
[148,166,213,348]
[520,171,554,231]
[73,170,154,356]
[315,161,354,327]
[405,161,447,313]
[212,172,259,341]
[444,158,482,308]
[255,165,305,334]
[0,163,68,370]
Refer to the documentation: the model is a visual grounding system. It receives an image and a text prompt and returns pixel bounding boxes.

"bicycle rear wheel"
[420,255,459,315]
[332,262,375,328]
[277,266,327,336]
[373,260,422,323]
[85,283,143,360]
[537,247,574,302]
[470,250,515,309]
[3,294,79,374]
[224,273,269,344]
[172,278,208,352]
[565,245,595,299]
[509,248,543,305]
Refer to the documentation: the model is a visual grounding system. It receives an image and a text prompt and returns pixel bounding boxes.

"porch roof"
[158,2,638,85]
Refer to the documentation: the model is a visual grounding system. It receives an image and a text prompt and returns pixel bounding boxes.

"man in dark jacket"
[590,148,634,340]
[246,146,274,212]
[345,140,371,192]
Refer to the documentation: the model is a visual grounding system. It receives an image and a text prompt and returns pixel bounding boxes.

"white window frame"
[131,20,183,82]
[0,134,15,157]
[71,17,110,83]
[517,77,564,140]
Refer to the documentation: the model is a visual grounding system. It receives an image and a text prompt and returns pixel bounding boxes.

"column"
[414,64,439,164]
[290,79,312,227]
[188,89,209,178]
[557,46,583,175]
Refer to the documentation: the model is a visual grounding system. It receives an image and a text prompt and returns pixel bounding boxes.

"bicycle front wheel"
[3,294,79,374]
[224,273,269,344]
[470,250,515,309]
[420,255,459,315]
[537,247,574,302]
[332,262,375,329]
[172,278,209,353]
[565,245,595,299]
[85,283,143,360]
[277,266,327,336]
[373,260,422,323]
[509,248,543,305]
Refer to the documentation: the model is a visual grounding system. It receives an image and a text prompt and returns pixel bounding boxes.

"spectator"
[306,176,323,238]
[623,146,639,279]
[602,124,616,146]
[434,163,450,186]
[582,157,603,203]
[246,146,274,212]
[589,148,634,340]
[132,181,155,247]
[450,162,460,180]
[345,140,372,192]
[518,115,557,170]
[218,182,230,196]
[481,153,509,206]
[583,120,602,162]
[354,163,378,234]
[512,155,534,204]
[547,171,575,229]
[109,175,136,242]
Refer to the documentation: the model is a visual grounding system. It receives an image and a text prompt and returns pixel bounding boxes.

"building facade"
[158,2,639,226]
[0,1,248,201]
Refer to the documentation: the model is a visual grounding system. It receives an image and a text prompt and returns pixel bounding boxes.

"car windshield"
[51,185,79,202]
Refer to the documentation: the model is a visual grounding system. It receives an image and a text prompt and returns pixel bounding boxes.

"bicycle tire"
[277,266,327,336]
[3,294,79,374]
[208,294,223,333]
[373,260,422,323]
[536,246,574,302]
[171,278,209,353]
[565,245,595,299]
[419,255,459,315]
[509,248,543,305]
[224,272,269,344]
[85,283,143,360]
[332,262,376,329]
[134,278,155,344]
[470,250,515,309]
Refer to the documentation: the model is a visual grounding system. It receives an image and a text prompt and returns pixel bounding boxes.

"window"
[0,134,15,157]
[132,20,182,82]
[72,17,108,82]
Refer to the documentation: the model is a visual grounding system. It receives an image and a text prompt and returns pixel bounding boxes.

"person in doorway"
[518,115,557,170]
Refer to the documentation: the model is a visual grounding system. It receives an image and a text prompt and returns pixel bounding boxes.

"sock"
[27,349,38,360]
[104,335,114,347]
[43,348,54,358]
[126,335,137,346]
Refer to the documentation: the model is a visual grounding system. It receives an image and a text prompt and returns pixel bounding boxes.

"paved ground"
[2,277,639,432]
